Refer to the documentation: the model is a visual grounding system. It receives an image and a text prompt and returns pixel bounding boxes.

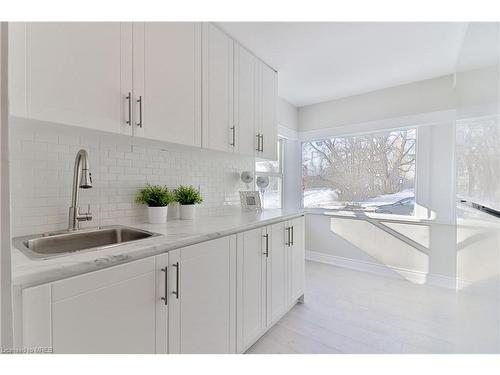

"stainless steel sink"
[13,225,162,260]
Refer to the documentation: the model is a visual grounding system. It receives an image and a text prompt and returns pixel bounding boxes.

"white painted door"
[259,62,278,160]
[133,22,202,146]
[155,252,169,354]
[10,22,132,134]
[169,236,236,353]
[234,43,257,156]
[288,216,305,306]
[166,249,181,353]
[268,221,288,325]
[202,23,234,152]
[237,227,267,352]
[48,258,156,353]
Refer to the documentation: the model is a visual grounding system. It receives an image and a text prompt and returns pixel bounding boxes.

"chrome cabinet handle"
[256,133,260,152]
[285,226,291,247]
[126,92,132,126]
[172,262,180,299]
[260,134,264,152]
[291,226,294,246]
[262,233,269,257]
[136,96,143,128]
[160,267,168,305]
[230,126,236,147]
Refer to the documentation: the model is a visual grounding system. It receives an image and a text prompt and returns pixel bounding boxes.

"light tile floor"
[247,261,500,354]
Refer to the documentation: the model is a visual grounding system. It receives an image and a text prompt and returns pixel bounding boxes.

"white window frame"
[300,126,418,215]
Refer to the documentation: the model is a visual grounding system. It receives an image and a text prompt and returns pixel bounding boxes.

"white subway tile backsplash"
[10,118,254,237]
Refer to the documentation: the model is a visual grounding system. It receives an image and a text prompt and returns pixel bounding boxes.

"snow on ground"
[304,189,340,208]
[303,188,414,209]
[363,189,414,206]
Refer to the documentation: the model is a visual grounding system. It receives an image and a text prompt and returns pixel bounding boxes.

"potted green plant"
[136,184,175,224]
[175,185,203,220]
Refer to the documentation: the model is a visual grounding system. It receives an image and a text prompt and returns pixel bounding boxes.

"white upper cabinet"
[9,22,132,135]
[257,61,278,160]
[233,41,278,159]
[234,43,258,156]
[9,22,278,155]
[133,22,202,147]
[202,23,234,153]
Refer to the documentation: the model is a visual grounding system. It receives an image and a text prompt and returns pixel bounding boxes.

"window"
[302,129,416,215]
[256,139,284,209]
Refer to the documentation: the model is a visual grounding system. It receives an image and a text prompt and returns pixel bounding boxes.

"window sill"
[304,209,438,225]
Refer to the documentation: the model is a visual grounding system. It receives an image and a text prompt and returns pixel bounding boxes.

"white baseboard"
[306,250,457,290]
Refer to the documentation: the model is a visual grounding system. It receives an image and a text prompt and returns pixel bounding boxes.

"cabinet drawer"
[52,257,155,302]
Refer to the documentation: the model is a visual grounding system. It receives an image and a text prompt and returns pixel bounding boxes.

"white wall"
[414,122,456,224]
[298,75,455,131]
[277,97,298,132]
[306,215,457,282]
[277,97,301,211]
[1,22,13,348]
[9,118,254,237]
[296,75,458,284]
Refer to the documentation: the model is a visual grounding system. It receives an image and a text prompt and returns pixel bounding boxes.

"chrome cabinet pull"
[260,134,264,152]
[285,226,291,247]
[173,262,180,299]
[291,226,294,246]
[160,267,168,305]
[136,96,143,128]
[230,126,236,147]
[262,233,269,257]
[256,133,260,152]
[126,92,132,126]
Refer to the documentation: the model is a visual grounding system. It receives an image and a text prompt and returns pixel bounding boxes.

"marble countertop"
[11,209,305,288]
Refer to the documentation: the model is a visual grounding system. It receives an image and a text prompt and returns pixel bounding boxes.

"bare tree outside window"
[302,129,416,215]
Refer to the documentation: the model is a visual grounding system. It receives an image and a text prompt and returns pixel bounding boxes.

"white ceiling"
[217,22,468,107]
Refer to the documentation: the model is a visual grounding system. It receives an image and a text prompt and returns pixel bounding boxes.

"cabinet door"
[49,258,156,353]
[234,43,257,156]
[169,237,236,354]
[289,216,305,306]
[155,253,169,354]
[133,22,202,147]
[202,23,234,152]
[268,221,288,325]
[237,227,267,352]
[259,62,278,160]
[10,22,132,134]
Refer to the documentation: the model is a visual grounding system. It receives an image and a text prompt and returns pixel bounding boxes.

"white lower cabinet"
[21,216,304,354]
[268,221,288,325]
[22,257,156,354]
[288,216,305,306]
[236,227,267,352]
[157,236,237,353]
[236,217,305,353]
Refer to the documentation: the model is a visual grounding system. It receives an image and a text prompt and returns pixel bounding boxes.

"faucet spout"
[68,149,93,231]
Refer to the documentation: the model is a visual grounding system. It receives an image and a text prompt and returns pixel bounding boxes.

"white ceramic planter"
[147,206,169,224]
[179,204,196,220]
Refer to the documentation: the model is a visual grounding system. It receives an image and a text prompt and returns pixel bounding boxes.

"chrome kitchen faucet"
[68,149,93,231]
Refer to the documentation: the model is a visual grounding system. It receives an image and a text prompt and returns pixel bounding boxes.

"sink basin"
[13,225,162,260]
